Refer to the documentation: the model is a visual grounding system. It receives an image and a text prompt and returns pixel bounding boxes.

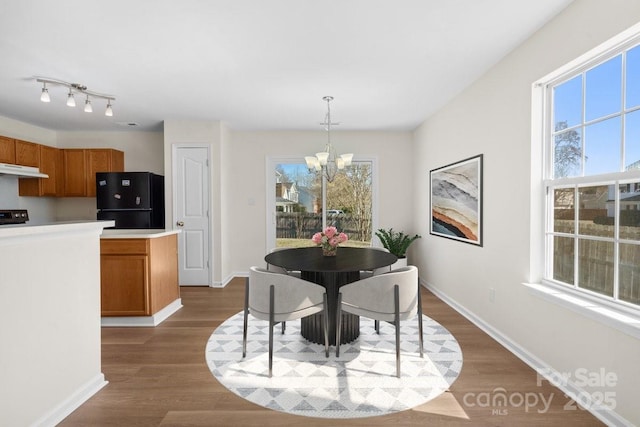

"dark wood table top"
[264,247,397,273]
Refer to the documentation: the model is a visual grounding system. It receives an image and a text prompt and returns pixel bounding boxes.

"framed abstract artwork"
[430,154,483,246]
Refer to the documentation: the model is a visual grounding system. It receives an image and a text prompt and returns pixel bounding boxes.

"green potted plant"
[375,228,421,264]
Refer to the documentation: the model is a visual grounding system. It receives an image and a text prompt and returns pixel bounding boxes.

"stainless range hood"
[0,163,49,178]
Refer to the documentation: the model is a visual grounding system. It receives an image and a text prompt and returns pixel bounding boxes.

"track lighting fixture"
[36,76,115,117]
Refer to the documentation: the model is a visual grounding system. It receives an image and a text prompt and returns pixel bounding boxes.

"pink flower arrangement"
[312,226,348,250]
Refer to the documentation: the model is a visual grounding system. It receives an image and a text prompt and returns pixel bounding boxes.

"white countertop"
[100,228,181,239]
[0,220,115,239]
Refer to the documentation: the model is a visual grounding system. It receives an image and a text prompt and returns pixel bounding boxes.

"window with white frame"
[544,38,640,310]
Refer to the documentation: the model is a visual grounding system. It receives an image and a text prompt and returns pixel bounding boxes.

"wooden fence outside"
[553,220,639,304]
[276,212,372,242]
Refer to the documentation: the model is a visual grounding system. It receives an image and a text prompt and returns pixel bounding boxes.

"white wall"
[0,116,57,146]
[228,130,414,280]
[412,0,640,424]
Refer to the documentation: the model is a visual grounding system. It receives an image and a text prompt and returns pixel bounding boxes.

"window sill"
[523,282,640,340]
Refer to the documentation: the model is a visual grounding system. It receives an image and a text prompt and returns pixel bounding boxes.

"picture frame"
[430,154,483,246]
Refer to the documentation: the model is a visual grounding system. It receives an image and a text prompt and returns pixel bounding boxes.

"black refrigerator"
[96,172,165,229]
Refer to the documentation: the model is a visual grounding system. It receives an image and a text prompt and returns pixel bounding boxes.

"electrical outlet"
[489,288,496,303]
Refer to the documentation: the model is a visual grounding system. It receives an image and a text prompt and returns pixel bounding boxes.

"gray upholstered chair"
[336,265,423,377]
[266,247,301,334]
[243,266,329,377]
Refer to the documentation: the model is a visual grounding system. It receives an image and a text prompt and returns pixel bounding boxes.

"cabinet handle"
[176,221,184,227]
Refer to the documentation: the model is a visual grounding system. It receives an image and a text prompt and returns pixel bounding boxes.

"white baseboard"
[422,280,633,427]
[31,373,108,427]
[101,298,183,327]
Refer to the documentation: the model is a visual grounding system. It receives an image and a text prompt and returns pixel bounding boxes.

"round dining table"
[264,246,397,345]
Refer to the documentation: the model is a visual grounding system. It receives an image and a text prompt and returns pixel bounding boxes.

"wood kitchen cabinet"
[15,139,39,167]
[62,149,88,196]
[63,148,124,196]
[19,145,63,197]
[100,233,179,316]
[0,135,15,163]
[87,149,124,197]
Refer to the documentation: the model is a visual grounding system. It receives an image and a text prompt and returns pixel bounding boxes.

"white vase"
[390,257,407,270]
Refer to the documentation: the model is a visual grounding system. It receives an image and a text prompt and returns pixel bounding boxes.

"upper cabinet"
[87,149,125,197]
[63,149,89,197]
[63,148,124,197]
[19,145,63,197]
[0,133,126,198]
[0,136,16,164]
[15,140,39,167]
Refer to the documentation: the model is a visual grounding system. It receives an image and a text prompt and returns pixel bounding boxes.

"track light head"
[66,90,76,107]
[105,101,113,117]
[84,96,92,113]
[40,83,50,103]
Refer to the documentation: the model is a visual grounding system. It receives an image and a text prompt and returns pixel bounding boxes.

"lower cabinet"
[100,234,179,316]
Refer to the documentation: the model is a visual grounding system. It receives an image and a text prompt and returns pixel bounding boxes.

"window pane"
[584,117,621,175]
[554,128,582,178]
[625,109,640,170]
[327,162,373,245]
[586,55,622,122]
[554,188,575,233]
[578,185,614,238]
[619,181,640,240]
[275,163,321,248]
[578,239,614,297]
[619,242,640,304]
[625,45,640,109]
[554,75,582,129]
[553,236,574,285]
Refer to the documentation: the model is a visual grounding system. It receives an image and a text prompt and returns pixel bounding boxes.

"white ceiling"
[0,0,573,132]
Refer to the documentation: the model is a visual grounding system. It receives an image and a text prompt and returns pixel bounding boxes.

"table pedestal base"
[300,270,360,345]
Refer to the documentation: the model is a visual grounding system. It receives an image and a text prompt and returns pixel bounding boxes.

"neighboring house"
[275,182,298,212]
[275,170,317,213]
[606,183,640,217]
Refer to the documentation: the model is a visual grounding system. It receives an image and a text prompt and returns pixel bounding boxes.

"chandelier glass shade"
[305,96,353,183]
[36,76,115,117]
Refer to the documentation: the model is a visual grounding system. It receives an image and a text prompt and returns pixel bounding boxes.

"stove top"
[0,209,29,225]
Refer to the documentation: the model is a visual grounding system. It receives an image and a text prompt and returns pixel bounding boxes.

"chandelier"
[36,76,115,117]
[305,96,353,182]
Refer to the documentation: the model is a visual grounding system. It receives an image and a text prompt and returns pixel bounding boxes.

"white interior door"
[174,146,210,285]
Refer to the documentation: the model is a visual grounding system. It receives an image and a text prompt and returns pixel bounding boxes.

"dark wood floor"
[60,278,604,426]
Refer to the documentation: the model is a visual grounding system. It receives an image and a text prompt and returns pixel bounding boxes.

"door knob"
[177,221,184,227]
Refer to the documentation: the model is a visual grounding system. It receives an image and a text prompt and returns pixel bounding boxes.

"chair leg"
[335,293,343,357]
[268,285,275,378]
[281,321,286,334]
[417,282,424,358]
[374,320,380,334]
[322,293,329,358]
[242,278,249,358]
[394,284,401,378]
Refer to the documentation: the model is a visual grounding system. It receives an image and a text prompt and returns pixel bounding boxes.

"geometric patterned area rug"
[205,311,463,419]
